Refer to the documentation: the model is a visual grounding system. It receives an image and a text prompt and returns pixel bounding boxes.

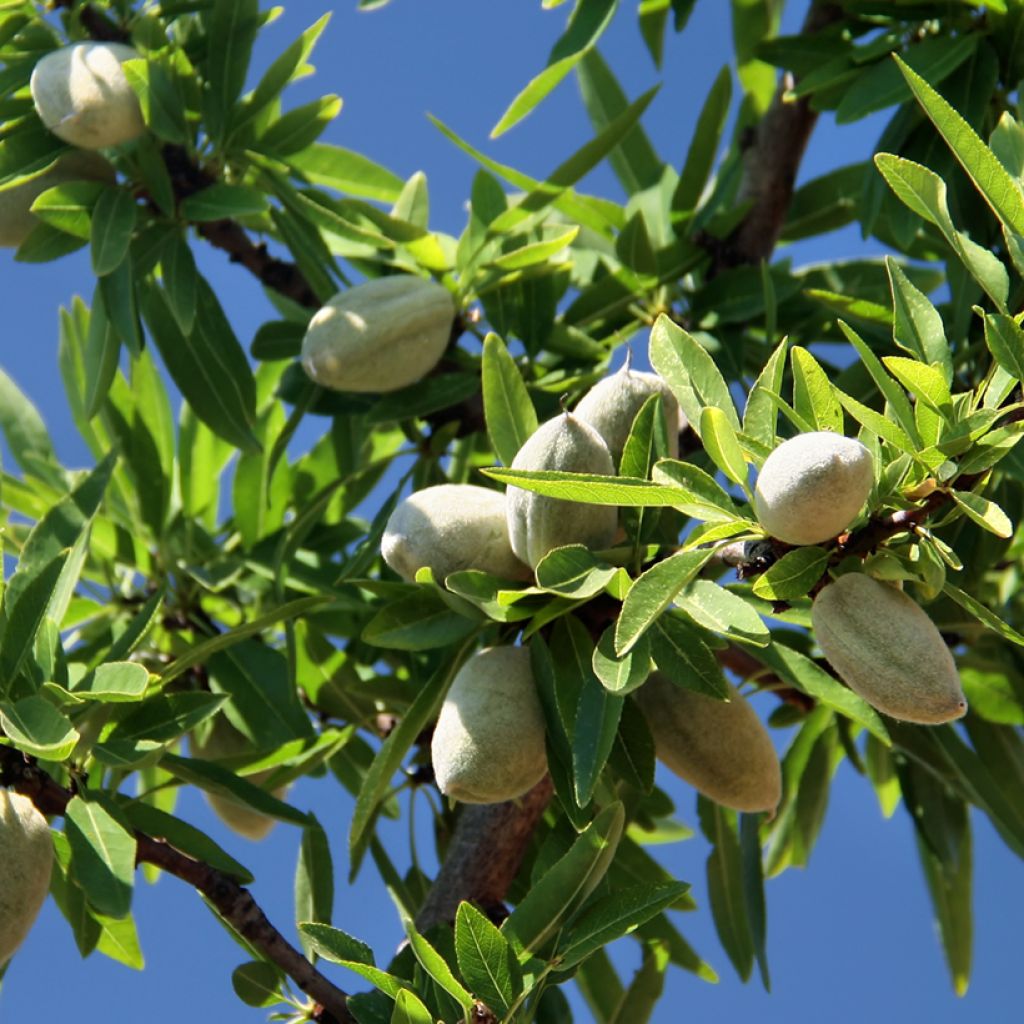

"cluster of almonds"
[754,432,967,725]
[1,42,145,248]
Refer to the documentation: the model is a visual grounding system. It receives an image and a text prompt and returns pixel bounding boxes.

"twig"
[716,645,815,712]
[0,748,355,1024]
[51,0,131,43]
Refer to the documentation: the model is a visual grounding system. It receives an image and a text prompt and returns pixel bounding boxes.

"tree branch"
[415,776,553,932]
[0,748,355,1024]
[711,2,843,272]
[51,0,131,43]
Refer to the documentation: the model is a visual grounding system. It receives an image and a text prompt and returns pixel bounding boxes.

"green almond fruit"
[431,646,547,804]
[0,790,53,966]
[634,672,781,813]
[812,572,967,725]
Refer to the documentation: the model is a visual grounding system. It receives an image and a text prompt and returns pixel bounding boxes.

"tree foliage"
[1,0,1023,1020]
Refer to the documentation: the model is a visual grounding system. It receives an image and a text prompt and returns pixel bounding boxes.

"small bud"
[0,790,53,966]
[574,364,684,467]
[754,431,874,546]
[31,43,146,149]
[811,572,967,725]
[506,413,618,568]
[634,672,781,813]
[431,647,547,804]
[382,483,527,583]
[301,276,455,393]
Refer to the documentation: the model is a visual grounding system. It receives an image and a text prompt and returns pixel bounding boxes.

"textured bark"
[416,776,554,932]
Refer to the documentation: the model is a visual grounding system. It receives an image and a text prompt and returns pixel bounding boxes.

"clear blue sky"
[0,2,1017,1022]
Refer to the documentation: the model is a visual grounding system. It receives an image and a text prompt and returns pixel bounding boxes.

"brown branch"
[1,749,355,1024]
[717,644,815,712]
[711,2,843,273]
[415,776,554,932]
[51,0,131,43]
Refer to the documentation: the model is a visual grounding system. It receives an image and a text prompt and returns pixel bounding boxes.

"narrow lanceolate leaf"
[399,915,474,1011]
[950,491,1014,538]
[349,641,474,870]
[942,583,1024,648]
[204,0,261,142]
[90,187,137,277]
[740,813,770,991]
[0,551,69,689]
[649,615,728,699]
[743,337,788,450]
[672,65,731,219]
[296,815,334,959]
[0,695,78,760]
[790,347,843,434]
[894,54,1024,238]
[649,314,740,432]
[535,544,617,599]
[886,257,951,381]
[675,580,769,647]
[615,549,713,655]
[983,314,1024,382]
[751,547,829,601]
[140,280,260,453]
[699,406,748,487]
[593,626,651,694]
[65,795,137,919]
[481,332,537,465]
[483,468,685,507]
[455,902,521,1016]
[557,881,690,969]
[699,798,753,981]
[502,802,625,958]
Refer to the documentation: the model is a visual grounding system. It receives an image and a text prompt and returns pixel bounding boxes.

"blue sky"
[0,2,1017,1022]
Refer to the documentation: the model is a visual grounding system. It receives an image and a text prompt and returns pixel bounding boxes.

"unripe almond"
[634,672,781,813]
[382,483,527,583]
[431,646,547,804]
[0,790,53,966]
[191,718,289,841]
[811,572,967,725]
[754,431,874,545]
[301,276,455,393]
[506,412,618,568]
[574,364,683,466]
[31,42,146,149]
[0,151,114,248]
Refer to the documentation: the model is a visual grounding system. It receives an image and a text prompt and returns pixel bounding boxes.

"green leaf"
[790,347,842,434]
[180,184,269,221]
[481,332,538,465]
[699,798,753,981]
[577,49,662,194]
[203,0,261,143]
[502,801,625,958]
[259,95,342,156]
[73,662,150,702]
[296,815,334,959]
[699,406,748,487]
[942,583,1024,648]
[535,544,618,599]
[983,314,1024,382]
[399,914,474,1011]
[676,580,769,647]
[300,923,376,967]
[65,795,137,919]
[455,902,521,1016]
[740,813,770,990]
[483,467,685,507]
[883,357,952,417]
[286,143,404,203]
[90,187,136,277]
[672,65,731,219]
[161,233,199,335]
[886,257,951,382]
[614,549,713,655]
[557,881,689,969]
[492,0,619,137]
[894,53,1024,238]
[874,153,1009,311]
[743,337,787,450]
[752,640,889,744]
[362,589,480,651]
[649,314,740,431]
[120,802,252,882]
[0,365,62,485]
[649,614,728,698]
[140,279,260,453]
[950,490,1014,538]
[232,962,284,1008]
[349,642,474,869]
[391,990,432,1024]
[0,551,69,689]
[0,695,78,760]
[751,547,828,601]
[593,625,651,694]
